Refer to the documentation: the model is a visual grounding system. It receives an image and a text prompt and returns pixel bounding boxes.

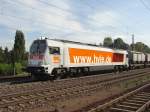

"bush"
[15,63,23,74]
[0,63,24,76]
[0,64,13,76]
[21,60,28,67]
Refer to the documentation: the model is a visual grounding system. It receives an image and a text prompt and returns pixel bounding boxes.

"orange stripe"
[69,48,113,63]
[53,56,60,63]
[69,48,124,64]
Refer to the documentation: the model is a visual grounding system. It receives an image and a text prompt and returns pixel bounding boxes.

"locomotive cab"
[27,39,48,75]
[27,38,65,78]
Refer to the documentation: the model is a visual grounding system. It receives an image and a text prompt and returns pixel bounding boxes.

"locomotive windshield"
[30,40,47,54]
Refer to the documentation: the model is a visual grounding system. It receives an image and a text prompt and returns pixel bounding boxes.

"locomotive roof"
[36,37,127,52]
[50,39,127,51]
[51,38,100,47]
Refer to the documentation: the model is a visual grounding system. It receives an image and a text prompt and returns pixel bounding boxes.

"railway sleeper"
[109,107,135,112]
[136,94,150,99]
[1,70,150,112]
[7,105,15,110]
[126,99,146,104]
[131,97,149,102]
[114,104,138,110]
[138,92,150,96]
[107,97,149,112]
[121,102,142,107]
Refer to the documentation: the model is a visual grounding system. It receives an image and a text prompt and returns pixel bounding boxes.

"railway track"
[0,69,150,112]
[89,83,150,112]
[0,68,146,84]
[0,68,148,85]
[0,68,149,95]
[0,75,32,84]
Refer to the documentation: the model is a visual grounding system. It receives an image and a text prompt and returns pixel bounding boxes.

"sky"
[0,0,150,51]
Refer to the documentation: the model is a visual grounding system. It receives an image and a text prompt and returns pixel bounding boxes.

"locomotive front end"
[27,39,48,75]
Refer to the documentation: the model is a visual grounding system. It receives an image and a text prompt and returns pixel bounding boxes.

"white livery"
[27,38,129,78]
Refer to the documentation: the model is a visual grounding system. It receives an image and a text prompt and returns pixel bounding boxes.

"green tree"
[143,45,150,53]
[113,38,128,50]
[103,37,113,48]
[124,43,130,50]
[131,42,150,53]
[4,47,9,63]
[13,30,25,63]
[134,42,145,52]
[0,47,4,63]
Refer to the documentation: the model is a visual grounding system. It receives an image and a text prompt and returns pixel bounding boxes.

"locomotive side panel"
[27,38,128,77]
[63,43,127,68]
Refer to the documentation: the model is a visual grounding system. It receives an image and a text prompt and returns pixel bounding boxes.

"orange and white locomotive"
[27,38,129,79]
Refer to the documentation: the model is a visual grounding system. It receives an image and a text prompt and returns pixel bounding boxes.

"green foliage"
[0,64,13,75]
[134,42,144,52]
[103,37,113,48]
[13,30,25,63]
[113,38,129,50]
[103,37,129,50]
[114,38,124,49]
[0,63,24,76]
[143,45,150,53]
[0,30,27,76]
[131,42,150,53]
[0,47,4,63]
[15,63,23,74]
[4,47,12,64]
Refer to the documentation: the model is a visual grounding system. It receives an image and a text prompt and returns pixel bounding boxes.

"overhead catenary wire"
[1,0,138,34]
[0,0,97,33]
[140,0,150,13]
[38,0,72,14]
[4,0,105,27]
[0,13,81,37]
[79,0,125,26]
[1,12,104,35]
[0,1,85,34]
[0,0,120,37]
[81,0,144,37]
[2,0,69,20]
[37,0,121,29]
[78,0,132,38]
[14,0,122,30]
[0,0,139,48]
[0,0,130,41]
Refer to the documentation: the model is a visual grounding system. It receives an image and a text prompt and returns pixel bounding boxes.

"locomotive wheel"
[83,67,90,76]
[77,68,83,76]
[126,66,129,71]
[52,69,67,80]
[119,66,123,72]
[114,66,118,74]
[54,75,62,80]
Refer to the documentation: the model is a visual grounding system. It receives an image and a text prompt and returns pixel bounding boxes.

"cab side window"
[49,47,60,54]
